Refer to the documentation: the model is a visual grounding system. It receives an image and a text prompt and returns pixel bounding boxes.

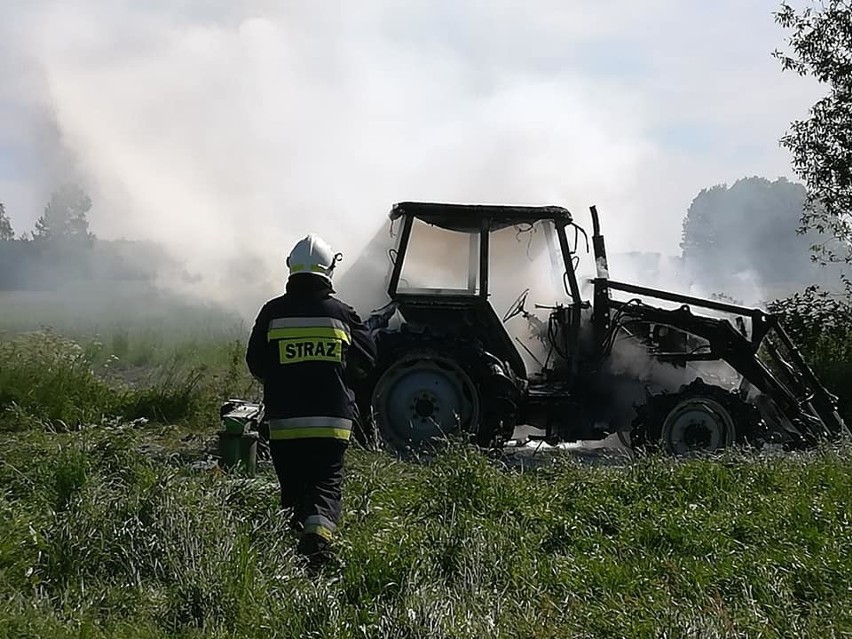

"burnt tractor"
[350,201,847,454]
[221,201,847,458]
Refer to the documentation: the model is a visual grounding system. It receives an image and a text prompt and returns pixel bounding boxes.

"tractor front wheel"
[633,380,757,456]
[659,396,735,455]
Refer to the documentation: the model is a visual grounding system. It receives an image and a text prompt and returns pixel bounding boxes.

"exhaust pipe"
[590,205,609,279]
[589,205,612,345]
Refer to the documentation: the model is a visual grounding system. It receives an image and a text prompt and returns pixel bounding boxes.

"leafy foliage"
[680,177,832,295]
[769,286,852,423]
[32,184,94,242]
[0,202,13,241]
[0,238,185,291]
[0,186,181,292]
[775,1,852,272]
[768,285,852,350]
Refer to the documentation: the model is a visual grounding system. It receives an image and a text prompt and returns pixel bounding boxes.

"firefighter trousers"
[269,438,347,543]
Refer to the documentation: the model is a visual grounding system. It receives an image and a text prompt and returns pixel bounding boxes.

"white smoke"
[0,1,820,315]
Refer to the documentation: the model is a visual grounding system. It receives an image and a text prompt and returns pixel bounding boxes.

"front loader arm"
[610,298,846,443]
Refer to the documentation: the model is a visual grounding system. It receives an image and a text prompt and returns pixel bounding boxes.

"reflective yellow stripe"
[270,416,352,429]
[269,317,349,332]
[304,514,337,538]
[267,327,351,343]
[304,523,334,540]
[269,428,351,440]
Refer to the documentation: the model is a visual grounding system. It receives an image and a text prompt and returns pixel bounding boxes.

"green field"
[1,293,851,638]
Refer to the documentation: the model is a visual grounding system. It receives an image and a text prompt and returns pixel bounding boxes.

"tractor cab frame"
[383,202,584,383]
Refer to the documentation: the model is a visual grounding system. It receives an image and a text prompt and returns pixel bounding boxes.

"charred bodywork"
[359,201,848,454]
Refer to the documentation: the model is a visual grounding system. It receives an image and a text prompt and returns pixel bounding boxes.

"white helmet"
[286,234,341,282]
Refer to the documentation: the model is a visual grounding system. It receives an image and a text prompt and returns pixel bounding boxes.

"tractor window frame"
[388,215,490,299]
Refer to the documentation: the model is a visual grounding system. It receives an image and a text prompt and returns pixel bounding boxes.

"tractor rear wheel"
[370,349,481,452]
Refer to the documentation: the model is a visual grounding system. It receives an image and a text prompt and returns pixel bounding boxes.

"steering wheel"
[503,288,530,323]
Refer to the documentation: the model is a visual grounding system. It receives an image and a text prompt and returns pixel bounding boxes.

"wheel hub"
[414,395,437,418]
[682,419,713,449]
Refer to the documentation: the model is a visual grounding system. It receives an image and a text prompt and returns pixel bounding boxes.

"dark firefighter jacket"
[246,274,377,442]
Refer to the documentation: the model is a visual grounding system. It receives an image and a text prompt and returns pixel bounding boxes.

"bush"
[768,286,852,424]
[0,331,213,430]
[768,286,852,352]
[0,331,120,430]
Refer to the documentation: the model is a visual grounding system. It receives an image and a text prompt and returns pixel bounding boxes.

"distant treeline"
[0,176,845,298]
[0,238,175,291]
[0,183,183,291]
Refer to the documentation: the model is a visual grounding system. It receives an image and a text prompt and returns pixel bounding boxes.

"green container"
[221,403,260,434]
[218,431,259,475]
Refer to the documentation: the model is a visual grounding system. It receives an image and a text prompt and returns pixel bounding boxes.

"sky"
[0,0,823,302]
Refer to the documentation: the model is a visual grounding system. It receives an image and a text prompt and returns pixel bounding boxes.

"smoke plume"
[0,1,819,316]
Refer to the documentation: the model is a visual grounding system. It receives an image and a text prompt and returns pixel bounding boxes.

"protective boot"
[297,532,336,572]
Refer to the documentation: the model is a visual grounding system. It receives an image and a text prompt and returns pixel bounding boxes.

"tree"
[680,177,827,296]
[680,184,724,267]
[0,202,13,241]
[775,1,852,269]
[33,184,94,242]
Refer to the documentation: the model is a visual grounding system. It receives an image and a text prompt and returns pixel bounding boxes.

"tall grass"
[2,292,851,636]
[1,426,851,638]
[0,330,254,431]
[0,331,120,430]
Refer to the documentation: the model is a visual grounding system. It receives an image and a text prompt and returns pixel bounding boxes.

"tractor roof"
[389,201,573,233]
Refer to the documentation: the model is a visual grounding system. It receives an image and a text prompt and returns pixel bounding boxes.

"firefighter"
[246,234,376,567]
